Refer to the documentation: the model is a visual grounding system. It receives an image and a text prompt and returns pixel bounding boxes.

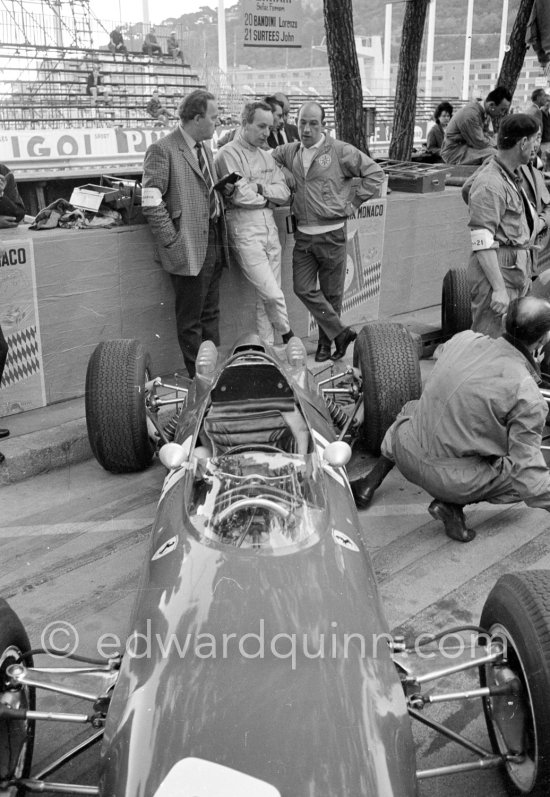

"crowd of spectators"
[107,26,185,61]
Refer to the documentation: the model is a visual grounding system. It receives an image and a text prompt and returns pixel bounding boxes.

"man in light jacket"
[273,101,384,362]
[216,101,294,346]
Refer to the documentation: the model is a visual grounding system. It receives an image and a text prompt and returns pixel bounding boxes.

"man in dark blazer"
[142,89,225,378]
[274,92,300,143]
[266,93,300,149]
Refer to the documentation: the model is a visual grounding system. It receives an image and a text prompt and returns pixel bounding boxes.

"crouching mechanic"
[215,101,294,346]
[351,296,550,542]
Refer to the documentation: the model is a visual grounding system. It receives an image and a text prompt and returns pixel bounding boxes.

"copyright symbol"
[41,621,79,657]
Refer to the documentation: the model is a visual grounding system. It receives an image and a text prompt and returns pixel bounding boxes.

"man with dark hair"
[142,89,225,378]
[272,92,300,143]
[215,101,293,346]
[352,296,550,542]
[465,113,542,338]
[142,27,162,56]
[146,89,175,126]
[263,96,286,148]
[108,26,128,55]
[272,101,384,362]
[441,86,512,165]
[526,87,550,130]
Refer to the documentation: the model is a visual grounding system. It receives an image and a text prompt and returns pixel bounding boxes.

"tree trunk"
[323,0,368,152]
[497,0,536,96]
[389,0,430,161]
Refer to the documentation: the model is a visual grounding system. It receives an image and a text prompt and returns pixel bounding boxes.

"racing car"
[2,327,550,796]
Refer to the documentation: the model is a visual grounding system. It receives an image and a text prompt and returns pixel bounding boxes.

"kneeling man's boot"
[428,499,476,543]
[351,455,394,508]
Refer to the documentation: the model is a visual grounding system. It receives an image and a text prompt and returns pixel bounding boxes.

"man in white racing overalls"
[215,101,293,346]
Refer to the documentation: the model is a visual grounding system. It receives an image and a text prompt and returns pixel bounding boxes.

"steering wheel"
[224,443,282,456]
[216,497,290,525]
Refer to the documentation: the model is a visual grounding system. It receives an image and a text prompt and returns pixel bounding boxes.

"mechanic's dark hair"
[298,101,325,123]
[241,101,273,125]
[506,296,550,346]
[497,113,538,149]
[434,101,453,123]
[178,90,216,122]
[531,88,548,104]
[486,86,512,106]
[263,95,284,114]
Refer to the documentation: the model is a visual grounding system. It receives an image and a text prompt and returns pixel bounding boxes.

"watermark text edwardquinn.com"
[41,619,502,671]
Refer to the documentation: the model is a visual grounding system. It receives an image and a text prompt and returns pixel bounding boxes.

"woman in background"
[426,101,454,159]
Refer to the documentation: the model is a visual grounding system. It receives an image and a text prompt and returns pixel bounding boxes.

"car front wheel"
[85,339,155,473]
[0,599,34,796]
[480,571,550,795]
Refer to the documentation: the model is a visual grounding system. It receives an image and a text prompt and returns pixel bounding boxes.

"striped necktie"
[195,142,217,220]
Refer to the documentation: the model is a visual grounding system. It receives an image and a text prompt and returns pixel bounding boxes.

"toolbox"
[377,160,447,194]
[69,183,126,212]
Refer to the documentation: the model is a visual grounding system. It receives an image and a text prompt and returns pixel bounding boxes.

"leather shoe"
[0,428,9,439]
[428,499,476,543]
[315,343,332,362]
[331,327,357,361]
[351,456,395,508]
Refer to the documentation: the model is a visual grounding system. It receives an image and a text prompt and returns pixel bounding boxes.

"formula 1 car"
[2,329,550,796]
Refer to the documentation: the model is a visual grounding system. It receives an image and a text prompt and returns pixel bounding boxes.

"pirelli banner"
[307,197,387,335]
[242,0,303,48]
[0,240,46,416]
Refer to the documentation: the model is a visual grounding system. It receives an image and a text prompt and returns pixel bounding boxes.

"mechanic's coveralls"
[441,101,497,165]
[381,330,550,509]
[215,131,292,345]
[467,157,539,338]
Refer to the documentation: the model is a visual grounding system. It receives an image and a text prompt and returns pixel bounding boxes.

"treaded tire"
[441,267,472,336]
[479,571,550,795]
[353,321,422,454]
[0,599,35,795]
[85,339,154,473]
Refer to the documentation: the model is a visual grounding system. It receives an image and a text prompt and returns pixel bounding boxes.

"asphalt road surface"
[3,453,550,795]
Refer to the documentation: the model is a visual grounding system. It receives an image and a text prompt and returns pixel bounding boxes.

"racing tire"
[85,339,155,473]
[479,571,550,795]
[353,321,422,454]
[441,267,472,336]
[0,599,35,796]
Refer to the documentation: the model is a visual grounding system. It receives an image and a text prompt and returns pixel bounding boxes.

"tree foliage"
[389,0,431,161]
[322,0,367,151]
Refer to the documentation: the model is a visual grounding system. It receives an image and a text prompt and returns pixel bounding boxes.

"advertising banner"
[308,196,387,334]
[0,239,46,416]
[0,128,169,176]
[242,0,303,48]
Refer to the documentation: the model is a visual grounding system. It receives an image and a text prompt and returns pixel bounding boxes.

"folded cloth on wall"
[30,198,122,230]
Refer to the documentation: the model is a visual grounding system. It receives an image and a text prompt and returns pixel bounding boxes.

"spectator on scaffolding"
[108,26,128,55]
[167,30,184,62]
[85,66,111,105]
[146,89,176,126]
[142,28,163,57]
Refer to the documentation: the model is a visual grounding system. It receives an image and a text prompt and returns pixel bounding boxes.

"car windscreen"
[187,449,325,553]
